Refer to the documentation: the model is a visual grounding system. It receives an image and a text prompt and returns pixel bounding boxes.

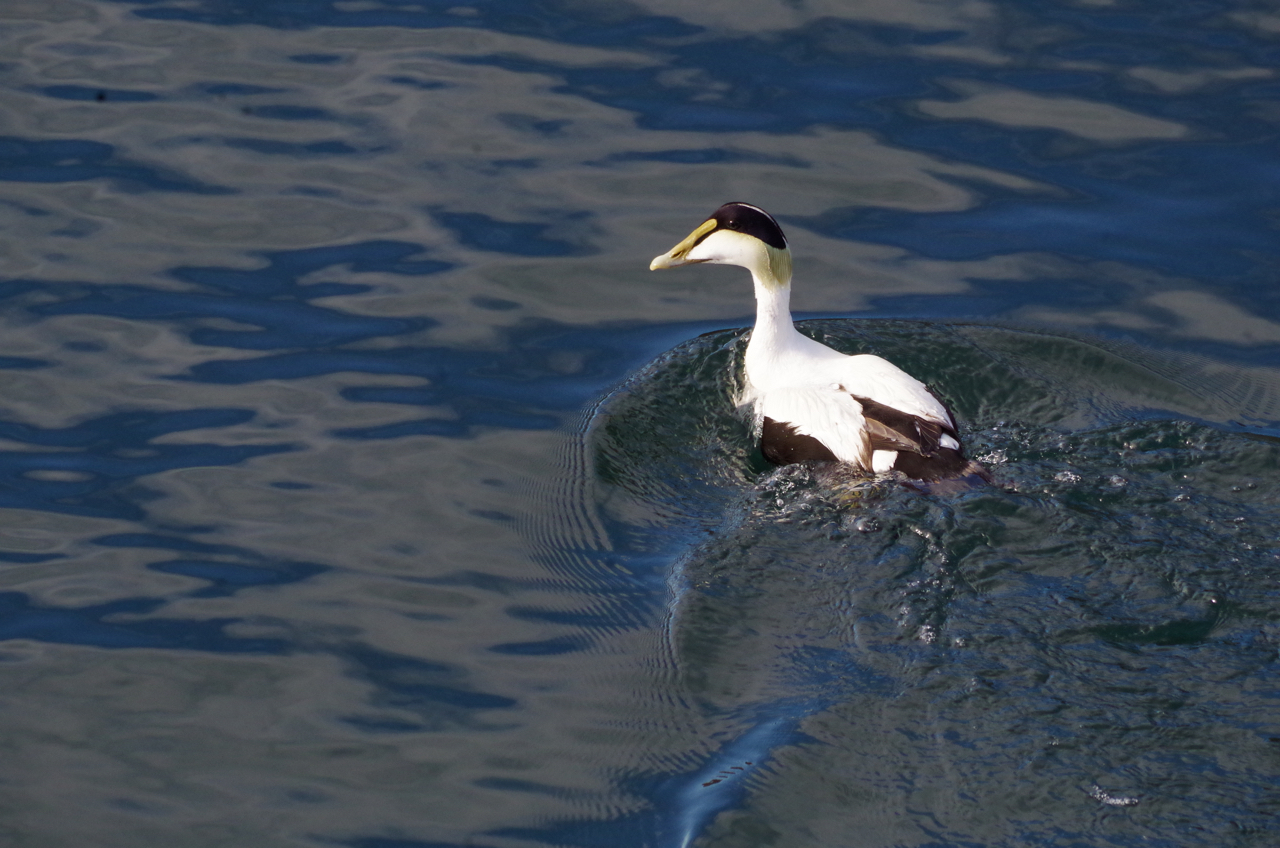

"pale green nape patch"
[765,243,792,289]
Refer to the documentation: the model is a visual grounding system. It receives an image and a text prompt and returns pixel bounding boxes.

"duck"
[650,202,986,484]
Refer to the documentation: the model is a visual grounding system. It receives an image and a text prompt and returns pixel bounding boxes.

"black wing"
[848,394,954,456]
[760,417,839,465]
[850,393,986,483]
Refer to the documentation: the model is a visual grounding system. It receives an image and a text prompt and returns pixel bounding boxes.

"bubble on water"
[1107,475,1128,487]
[1087,785,1139,807]
[854,516,881,534]
[1055,470,1082,484]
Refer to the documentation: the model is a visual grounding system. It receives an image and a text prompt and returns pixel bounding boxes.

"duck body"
[651,202,983,484]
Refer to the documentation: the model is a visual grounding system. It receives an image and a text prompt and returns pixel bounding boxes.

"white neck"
[743,268,810,393]
[750,270,796,346]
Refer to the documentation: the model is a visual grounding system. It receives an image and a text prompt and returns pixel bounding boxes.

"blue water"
[1,1,1279,846]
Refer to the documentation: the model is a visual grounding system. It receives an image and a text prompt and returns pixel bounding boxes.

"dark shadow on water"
[23,240,448,350]
[336,643,518,733]
[433,211,588,257]
[0,135,232,193]
[8,241,681,444]
[792,140,1280,280]
[118,0,698,43]
[0,591,287,652]
[39,85,160,103]
[340,839,493,848]
[213,136,366,156]
[0,408,295,520]
[94,532,330,599]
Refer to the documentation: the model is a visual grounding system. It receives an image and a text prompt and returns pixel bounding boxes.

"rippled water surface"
[2,1,1279,846]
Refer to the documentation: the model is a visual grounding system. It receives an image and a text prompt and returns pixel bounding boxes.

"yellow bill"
[650,218,717,270]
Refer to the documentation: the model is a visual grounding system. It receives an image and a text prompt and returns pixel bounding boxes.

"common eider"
[650,202,986,484]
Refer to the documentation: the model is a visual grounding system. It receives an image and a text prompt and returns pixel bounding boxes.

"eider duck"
[650,202,986,484]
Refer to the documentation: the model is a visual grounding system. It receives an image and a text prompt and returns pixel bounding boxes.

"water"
[542,323,1280,846]
[1,1,1278,846]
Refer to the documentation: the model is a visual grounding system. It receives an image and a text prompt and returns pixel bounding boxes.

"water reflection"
[0,0,1278,845]
[0,406,293,519]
